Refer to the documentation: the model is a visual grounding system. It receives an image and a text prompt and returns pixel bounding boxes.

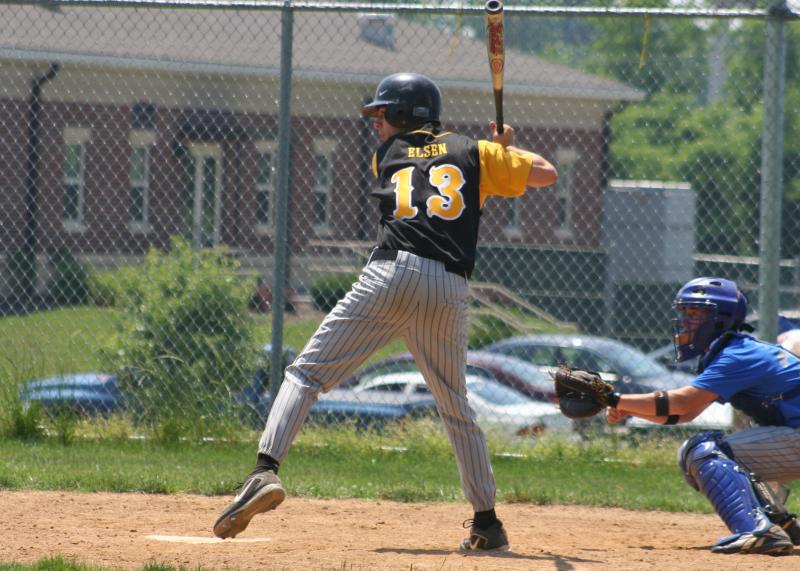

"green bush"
[101,237,256,422]
[2,401,45,441]
[47,248,89,305]
[5,249,37,298]
[468,313,520,350]
[87,266,140,307]
[310,272,359,312]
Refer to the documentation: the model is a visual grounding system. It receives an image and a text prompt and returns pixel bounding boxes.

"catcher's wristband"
[607,391,621,408]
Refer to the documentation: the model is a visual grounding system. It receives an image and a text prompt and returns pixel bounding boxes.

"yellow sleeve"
[478,140,535,208]
[372,153,378,178]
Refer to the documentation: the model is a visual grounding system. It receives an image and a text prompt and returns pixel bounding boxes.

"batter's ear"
[372,153,378,178]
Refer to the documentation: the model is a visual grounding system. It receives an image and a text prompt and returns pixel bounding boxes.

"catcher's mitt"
[551,365,621,420]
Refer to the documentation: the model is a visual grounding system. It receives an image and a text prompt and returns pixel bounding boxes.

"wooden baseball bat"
[485,0,505,134]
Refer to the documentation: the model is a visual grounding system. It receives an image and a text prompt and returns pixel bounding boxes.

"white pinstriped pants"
[724,426,800,483]
[258,250,497,511]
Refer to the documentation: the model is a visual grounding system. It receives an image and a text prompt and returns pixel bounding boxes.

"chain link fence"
[1,0,798,439]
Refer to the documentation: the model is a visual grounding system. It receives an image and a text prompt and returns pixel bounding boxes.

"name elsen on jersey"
[407,143,448,159]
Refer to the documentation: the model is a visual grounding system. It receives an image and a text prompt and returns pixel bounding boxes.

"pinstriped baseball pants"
[724,426,800,483]
[258,250,497,511]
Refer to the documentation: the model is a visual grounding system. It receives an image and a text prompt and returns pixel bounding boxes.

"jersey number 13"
[390,164,467,221]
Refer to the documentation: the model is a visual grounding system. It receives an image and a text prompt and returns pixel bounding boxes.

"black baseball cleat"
[213,468,286,539]
[779,516,800,546]
[459,519,510,552]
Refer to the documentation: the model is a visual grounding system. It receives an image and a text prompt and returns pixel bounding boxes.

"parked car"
[483,334,692,392]
[240,343,298,405]
[18,373,124,417]
[482,333,737,432]
[645,342,698,374]
[343,371,572,437]
[19,342,299,421]
[310,381,438,428]
[342,351,557,403]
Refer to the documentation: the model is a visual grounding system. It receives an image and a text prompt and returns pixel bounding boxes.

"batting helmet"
[672,277,748,362]
[361,73,442,129]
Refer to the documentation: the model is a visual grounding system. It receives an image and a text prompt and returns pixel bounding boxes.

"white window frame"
[62,127,91,233]
[254,140,278,235]
[554,148,578,240]
[503,197,523,239]
[312,139,337,236]
[187,143,223,249]
[128,130,156,234]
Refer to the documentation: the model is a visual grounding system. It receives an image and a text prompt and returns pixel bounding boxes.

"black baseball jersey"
[371,125,533,275]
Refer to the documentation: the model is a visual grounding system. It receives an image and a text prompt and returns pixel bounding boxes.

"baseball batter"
[606,277,800,555]
[213,72,558,550]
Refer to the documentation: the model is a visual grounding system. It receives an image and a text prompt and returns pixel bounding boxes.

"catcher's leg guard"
[677,432,793,555]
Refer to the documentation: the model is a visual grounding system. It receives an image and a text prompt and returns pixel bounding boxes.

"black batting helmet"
[361,73,442,129]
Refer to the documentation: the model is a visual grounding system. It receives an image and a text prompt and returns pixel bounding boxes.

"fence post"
[22,63,60,302]
[269,2,294,406]
[757,0,788,342]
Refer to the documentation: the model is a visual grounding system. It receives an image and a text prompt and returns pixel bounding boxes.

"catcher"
[554,277,800,556]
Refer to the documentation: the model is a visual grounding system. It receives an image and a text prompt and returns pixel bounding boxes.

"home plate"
[146,535,272,544]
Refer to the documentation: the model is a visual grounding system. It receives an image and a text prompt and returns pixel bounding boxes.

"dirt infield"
[4,491,798,570]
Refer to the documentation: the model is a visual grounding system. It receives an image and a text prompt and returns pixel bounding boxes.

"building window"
[255,140,277,231]
[555,148,578,239]
[312,139,337,234]
[128,130,156,232]
[62,127,90,230]
[503,198,522,238]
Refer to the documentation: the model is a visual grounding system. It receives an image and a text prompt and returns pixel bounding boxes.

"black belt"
[368,249,469,279]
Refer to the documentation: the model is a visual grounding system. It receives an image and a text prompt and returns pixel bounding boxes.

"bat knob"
[486,0,503,14]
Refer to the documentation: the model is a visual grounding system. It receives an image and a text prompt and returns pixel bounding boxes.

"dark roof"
[0,5,642,101]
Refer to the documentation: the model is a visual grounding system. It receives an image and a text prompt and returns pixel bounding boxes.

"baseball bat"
[484,0,505,135]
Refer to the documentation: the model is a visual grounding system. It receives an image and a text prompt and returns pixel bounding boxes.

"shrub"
[48,406,79,445]
[101,237,256,423]
[2,401,45,441]
[47,248,89,305]
[310,272,359,312]
[87,266,140,307]
[5,249,37,299]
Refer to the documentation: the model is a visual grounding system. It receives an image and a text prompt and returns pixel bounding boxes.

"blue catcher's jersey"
[692,333,800,427]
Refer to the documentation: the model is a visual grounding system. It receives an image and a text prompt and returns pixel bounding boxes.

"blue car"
[19,373,124,416]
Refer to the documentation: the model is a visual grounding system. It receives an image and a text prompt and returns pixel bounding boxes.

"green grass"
[0,307,122,379]
[4,421,789,516]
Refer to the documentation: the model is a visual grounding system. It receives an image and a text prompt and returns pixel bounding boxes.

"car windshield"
[467,379,527,406]
[603,342,667,378]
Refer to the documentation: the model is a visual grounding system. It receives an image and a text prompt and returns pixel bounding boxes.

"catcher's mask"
[361,72,442,130]
[672,277,748,362]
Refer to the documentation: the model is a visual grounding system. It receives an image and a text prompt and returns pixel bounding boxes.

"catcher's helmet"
[672,277,748,362]
[361,73,442,129]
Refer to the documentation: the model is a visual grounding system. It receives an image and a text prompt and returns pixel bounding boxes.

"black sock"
[473,508,498,529]
[256,453,280,474]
